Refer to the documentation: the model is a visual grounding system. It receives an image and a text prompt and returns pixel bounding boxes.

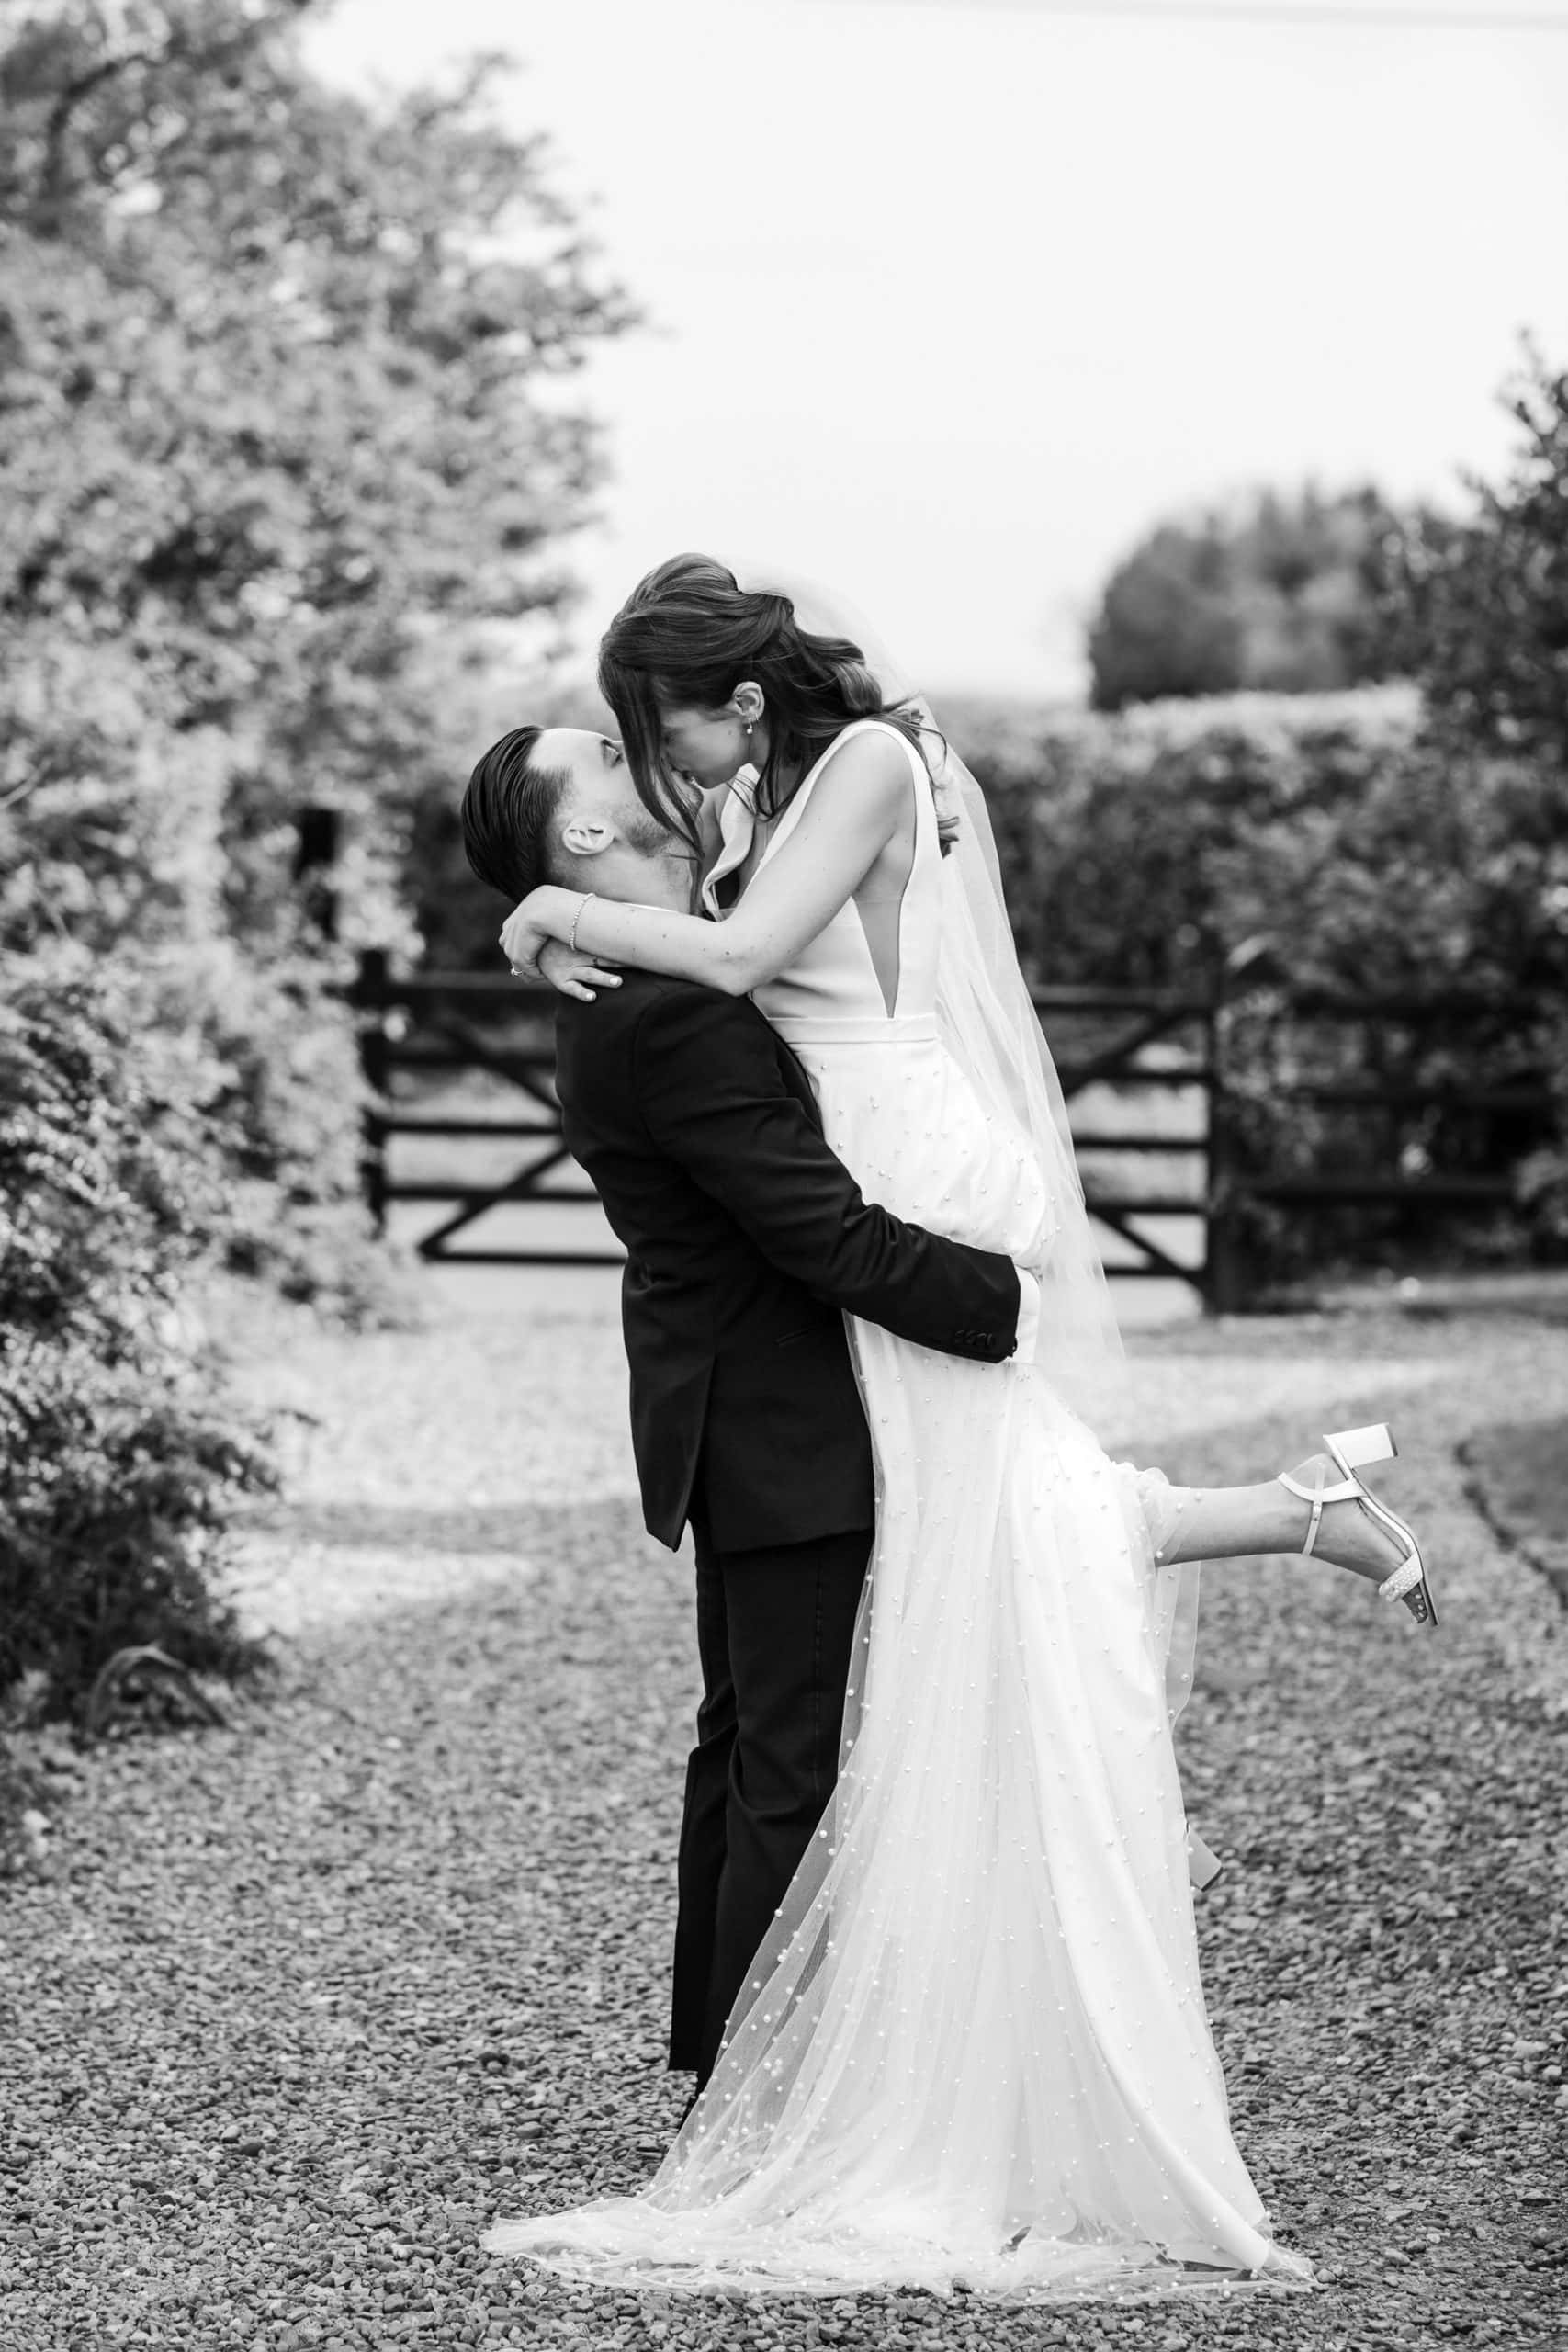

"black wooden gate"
[352,953,1218,1292]
[1043,984,1216,1293]
[352,955,608,1268]
[353,954,1551,1306]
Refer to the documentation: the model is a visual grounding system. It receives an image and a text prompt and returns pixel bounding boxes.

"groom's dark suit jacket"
[554,969,1021,1554]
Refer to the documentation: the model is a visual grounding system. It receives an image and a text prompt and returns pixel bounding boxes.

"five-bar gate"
[353,953,1218,1293]
[353,955,1551,1307]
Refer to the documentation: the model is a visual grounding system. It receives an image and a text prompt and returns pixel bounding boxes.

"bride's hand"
[533,937,622,1004]
[499,885,573,978]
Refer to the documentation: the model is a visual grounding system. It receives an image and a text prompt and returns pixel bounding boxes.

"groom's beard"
[623,813,702,913]
[624,809,681,859]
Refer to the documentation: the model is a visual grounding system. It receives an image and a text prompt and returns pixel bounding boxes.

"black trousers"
[670,1513,873,2084]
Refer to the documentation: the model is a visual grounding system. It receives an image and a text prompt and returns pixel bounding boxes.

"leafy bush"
[948,685,1568,1283]
[0,665,400,1324]
[0,969,275,1727]
[130,943,411,1327]
[960,684,1566,999]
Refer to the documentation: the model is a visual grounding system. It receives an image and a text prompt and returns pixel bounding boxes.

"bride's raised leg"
[1143,1445,1433,1618]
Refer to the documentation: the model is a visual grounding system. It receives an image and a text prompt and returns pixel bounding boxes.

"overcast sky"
[305,0,1568,698]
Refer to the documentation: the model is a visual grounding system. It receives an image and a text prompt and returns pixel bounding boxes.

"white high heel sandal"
[1277,1422,1438,1628]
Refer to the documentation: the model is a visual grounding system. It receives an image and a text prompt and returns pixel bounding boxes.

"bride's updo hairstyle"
[598,554,949,854]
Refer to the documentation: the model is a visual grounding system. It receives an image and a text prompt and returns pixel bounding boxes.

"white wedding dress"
[486,721,1311,2301]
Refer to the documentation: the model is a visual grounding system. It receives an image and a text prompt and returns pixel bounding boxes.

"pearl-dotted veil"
[727,560,1127,1413]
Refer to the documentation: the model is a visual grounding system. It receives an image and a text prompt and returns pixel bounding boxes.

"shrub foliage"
[953,685,1567,1282]
[0,3,637,1786]
[0,971,275,1719]
[1384,344,1568,770]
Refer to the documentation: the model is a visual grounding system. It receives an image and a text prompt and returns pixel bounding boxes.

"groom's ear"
[559,812,616,858]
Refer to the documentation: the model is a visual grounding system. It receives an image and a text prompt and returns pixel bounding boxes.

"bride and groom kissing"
[458,553,1434,2302]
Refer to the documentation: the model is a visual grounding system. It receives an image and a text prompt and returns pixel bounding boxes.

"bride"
[482,556,1432,2301]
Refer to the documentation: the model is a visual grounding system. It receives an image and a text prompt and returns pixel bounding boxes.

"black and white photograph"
[2,1,1565,2346]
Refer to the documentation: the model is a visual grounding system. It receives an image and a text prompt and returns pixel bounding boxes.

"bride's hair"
[598,554,950,854]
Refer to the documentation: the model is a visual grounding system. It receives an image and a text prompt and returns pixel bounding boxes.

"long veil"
[727,560,1127,1415]
[725,562,1200,1736]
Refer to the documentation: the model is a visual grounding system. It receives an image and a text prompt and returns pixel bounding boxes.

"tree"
[1384,342,1568,770]
[1380,342,1568,1251]
[1087,485,1404,713]
[0,0,637,1306]
[0,0,637,954]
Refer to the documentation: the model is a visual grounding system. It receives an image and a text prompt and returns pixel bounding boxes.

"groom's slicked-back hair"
[461,726,573,902]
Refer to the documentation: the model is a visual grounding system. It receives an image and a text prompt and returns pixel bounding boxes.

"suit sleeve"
[631,985,1022,1363]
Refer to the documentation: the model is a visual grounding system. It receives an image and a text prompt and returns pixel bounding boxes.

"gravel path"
[3,1280,1566,2352]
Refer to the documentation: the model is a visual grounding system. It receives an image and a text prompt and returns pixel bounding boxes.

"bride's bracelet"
[567,892,598,955]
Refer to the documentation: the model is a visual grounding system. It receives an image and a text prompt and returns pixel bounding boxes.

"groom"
[462,724,1036,2089]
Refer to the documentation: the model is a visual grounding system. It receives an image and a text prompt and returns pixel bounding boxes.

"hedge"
[0,972,275,1736]
[946,685,1567,1281]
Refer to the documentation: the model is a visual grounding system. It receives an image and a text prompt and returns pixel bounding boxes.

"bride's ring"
[509,963,523,977]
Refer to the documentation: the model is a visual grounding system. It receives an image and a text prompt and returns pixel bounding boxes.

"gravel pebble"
[2,1283,1564,2350]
